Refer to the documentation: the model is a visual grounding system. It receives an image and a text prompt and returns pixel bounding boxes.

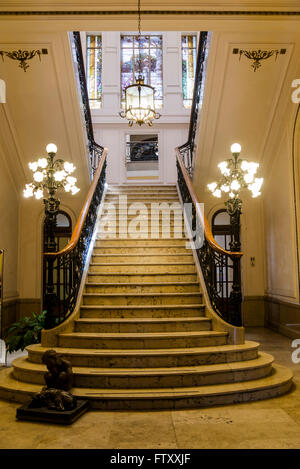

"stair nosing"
[80,304,205,309]
[13,353,274,377]
[27,340,260,356]
[59,330,228,339]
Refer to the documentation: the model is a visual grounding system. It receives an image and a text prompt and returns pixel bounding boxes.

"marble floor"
[1,327,300,449]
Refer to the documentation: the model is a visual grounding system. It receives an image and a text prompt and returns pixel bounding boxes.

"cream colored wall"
[263,117,299,304]
[0,142,20,301]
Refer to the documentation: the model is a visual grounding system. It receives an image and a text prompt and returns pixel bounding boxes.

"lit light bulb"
[46,143,57,154]
[244,173,254,184]
[28,161,38,172]
[247,162,259,174]
[66,176,77,185]
[241,160,249,171]
[54,170,66,182]
[23,184,34,198]
[218,161,228,174]
[64,162,75,173]
[230,180,240,191]
[213,189,222,198]
[37,158,48,169]
[221,184,230,193]
[33,171,44,182]
[35,189,44,200]
[230,143,241,154]
[71,186,80,195]
[207,182,217,192]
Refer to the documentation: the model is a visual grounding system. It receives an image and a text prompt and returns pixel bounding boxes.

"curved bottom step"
[0,364,293,410]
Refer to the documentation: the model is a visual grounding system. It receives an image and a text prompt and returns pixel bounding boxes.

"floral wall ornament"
[232,47,286,72]
[0,48,48,72]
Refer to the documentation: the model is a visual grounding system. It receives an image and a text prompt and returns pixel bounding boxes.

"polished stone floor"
[1,327,300,449]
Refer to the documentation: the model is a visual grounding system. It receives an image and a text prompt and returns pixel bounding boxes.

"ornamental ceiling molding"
[0,10,300,16]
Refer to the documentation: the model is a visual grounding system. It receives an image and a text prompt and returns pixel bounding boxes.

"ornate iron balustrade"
[43,152,107,329]
[176,153,243,327]
[178,31,209,176]
[72,31,104,177]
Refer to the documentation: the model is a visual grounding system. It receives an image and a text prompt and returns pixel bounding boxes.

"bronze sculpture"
[28,349,77,411]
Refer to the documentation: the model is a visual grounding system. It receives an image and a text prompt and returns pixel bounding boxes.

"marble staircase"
[0,184,293,409]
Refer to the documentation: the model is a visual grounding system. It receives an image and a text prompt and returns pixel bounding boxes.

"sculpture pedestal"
[16,399,90,425]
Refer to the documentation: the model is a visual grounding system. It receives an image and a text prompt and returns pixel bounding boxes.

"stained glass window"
[121,35,163,108]
[86,34,102,109]
[182,35,197,108]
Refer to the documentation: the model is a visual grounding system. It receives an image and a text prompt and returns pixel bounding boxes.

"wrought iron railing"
[178,31,209,176]
[72,31,104,177]
[43,152,107,329]
[176,31,242,326]
[176,151,243,327]
[42,31,107,329]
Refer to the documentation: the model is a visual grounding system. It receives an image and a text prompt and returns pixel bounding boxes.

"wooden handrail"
[176,151,243,258]
[44,149,107,258]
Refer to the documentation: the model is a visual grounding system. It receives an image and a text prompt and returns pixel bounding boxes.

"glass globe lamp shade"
[46,143,57,154]
[230,143,241,154]
[124,77,156,126]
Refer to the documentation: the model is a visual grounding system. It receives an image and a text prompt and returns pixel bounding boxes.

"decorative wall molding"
[0,10,300,16]
[0,48,48,72]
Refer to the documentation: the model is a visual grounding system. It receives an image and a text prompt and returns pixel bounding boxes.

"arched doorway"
[211,209,234,306]
[43,211,72,253]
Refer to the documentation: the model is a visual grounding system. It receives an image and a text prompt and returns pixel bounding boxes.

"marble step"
[107,185,176,190]
[80,304,205,318]
[84,282,200,293]
[75,317,211,333]
[105,194,178,200]
[58,330,228,349]
[91,254,193,264]
[96,233,187,240]
[98,219,184,226]
[87,272,198,283]
[88,263,196,274]
[104,197,180,202]
[26,341,260,368]
[95,239,189,247]
[0,364,293,409]
[82,292,203,306]
[12,353,274,389]
[92,246,191,254]
[103,201,182,207]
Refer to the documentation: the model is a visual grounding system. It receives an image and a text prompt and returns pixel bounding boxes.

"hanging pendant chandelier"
[119,0,161,126]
